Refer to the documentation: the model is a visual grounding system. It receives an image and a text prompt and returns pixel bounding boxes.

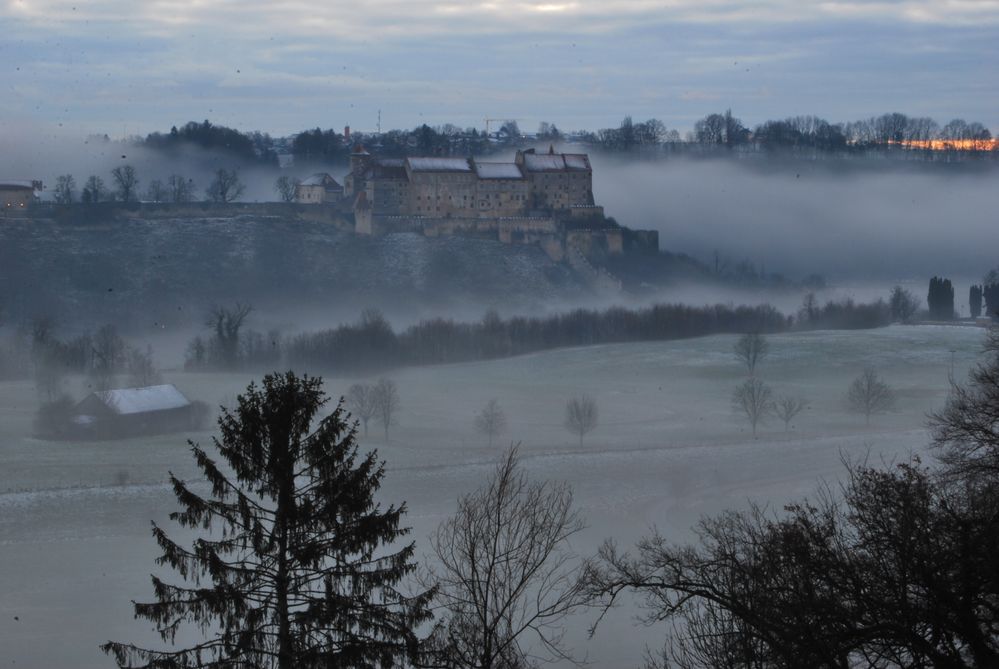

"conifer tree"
[102,371,433,668]
[970,284,983,319]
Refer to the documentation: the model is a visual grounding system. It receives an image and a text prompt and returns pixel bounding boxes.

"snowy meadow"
[0,324,987,668]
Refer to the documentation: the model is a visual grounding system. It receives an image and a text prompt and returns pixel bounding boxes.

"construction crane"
[484,118,521,138]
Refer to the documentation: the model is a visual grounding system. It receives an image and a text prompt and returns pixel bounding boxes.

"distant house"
[295,173,343,204]
[72,384,203,438]
[0,180,42,210]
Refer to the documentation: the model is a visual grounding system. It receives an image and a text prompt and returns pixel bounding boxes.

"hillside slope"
[0,216,588,327]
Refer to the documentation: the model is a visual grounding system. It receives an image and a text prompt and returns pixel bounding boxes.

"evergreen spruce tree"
[985,283,999,320]
[970,284,983,319]
[928,276,955,320]
[102,371,433,668]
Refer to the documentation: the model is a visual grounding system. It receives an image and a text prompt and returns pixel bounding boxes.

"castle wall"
[566,228,624,256]
[527,170,593,210]
[367,177,409,215]
[476,178,529,217]
[408,172,479,217]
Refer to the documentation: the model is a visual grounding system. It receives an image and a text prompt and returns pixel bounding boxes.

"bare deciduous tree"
[930,329,999,479]
[82,175,107,203]
[207,303,252,369]
[733,332,769,376]
[31,317,63,401]
[733,377,773,437]
[585,455,999,668]
[54,174,76,204]
[774,395,807,432]
[346,382,377,436]
[847,369,895,425]
[422,446,590,669]
[127,344,161,387]
[167,174,196,202]
[889,285,920,323]
[90,324,126,392]
[474,398,507,446]
[564,394,598,446]
[145,179,168,203]
[275,175,299,203]
[111,165,139,202]
[372,377,399,440]
[206,168,245,203]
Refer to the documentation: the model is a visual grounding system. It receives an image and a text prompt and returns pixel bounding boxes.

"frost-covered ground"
[0,325,988,668]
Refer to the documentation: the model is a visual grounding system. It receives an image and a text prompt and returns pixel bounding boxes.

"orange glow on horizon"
[891,138,999,151]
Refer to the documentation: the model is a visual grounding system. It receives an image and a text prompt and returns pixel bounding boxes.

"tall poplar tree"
[102,371,433,668]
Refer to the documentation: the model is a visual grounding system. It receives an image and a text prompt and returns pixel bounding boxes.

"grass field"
[0,324,987,668]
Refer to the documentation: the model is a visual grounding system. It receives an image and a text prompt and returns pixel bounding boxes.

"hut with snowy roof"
[72,384,202,438]
[294,173,343,204]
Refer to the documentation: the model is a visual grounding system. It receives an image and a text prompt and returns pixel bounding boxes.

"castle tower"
[344,143,372,197]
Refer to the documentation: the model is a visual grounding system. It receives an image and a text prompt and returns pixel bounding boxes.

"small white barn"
[295,173,343,204]
[73,384,199,437]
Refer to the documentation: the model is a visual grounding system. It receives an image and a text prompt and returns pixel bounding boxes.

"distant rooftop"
[407,157,472,172]
[299,173,341,187]
[474,162,524,180]
[92,385,191,415]
[521,153,591,172]
[0,181,36,190]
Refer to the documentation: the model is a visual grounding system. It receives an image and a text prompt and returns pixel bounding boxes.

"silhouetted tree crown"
[102,371,433,668]
[927,276,955,321]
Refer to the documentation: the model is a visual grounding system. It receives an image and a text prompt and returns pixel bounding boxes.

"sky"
[2,0,999,137]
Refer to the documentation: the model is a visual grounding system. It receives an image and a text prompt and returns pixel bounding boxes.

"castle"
[343,145,657,276]
[344,144,597,219]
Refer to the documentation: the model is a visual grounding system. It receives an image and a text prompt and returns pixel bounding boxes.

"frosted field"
[0,324,989,668]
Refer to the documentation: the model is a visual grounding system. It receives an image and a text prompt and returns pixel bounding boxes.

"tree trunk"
[275,440,294,668]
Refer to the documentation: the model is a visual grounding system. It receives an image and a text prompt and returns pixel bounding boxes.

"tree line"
[182,296,910,377]
[125,109,996,175]
[51,165,247,205]
[102,325,999,667]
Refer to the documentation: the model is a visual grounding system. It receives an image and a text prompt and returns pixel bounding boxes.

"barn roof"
[474,162,524,179]
[90,385,191,415]
[0,181,35,190]
[407,157,472,172]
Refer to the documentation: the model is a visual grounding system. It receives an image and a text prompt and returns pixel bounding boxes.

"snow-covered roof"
[299,173,341,188]
[563,154,591,170]
[407,157,472,172]
[522,154,566,171]
[474,162,524,180]
[521,153,591,172]
[93,385,191,415]
[0,181,35,190]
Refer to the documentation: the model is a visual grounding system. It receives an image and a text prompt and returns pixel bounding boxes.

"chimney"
[344,125,351,141]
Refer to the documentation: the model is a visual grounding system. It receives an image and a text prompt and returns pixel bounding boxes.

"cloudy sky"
[3,0,998,137]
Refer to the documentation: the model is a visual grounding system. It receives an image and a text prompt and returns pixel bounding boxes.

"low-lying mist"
[0,124,314,203]
[589,152,997,282]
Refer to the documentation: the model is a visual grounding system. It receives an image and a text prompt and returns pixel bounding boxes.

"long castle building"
[344,144,597,221]
[343,144,658,286]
